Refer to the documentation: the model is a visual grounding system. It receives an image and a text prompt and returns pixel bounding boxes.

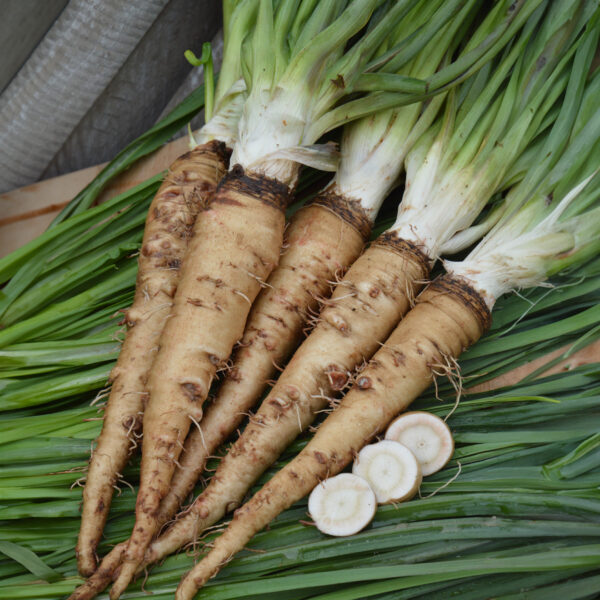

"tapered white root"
[76,141,229,577]
[154,197,368,531]
[142,234,430,579]
[68,543,127,600]
[173,275,490,599]
[111,167,290,599]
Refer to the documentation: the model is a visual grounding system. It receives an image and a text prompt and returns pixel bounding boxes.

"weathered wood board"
[0,135,189,256]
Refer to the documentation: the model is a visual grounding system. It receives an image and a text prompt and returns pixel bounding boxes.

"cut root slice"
[353,440,421,504]
[308,473,376,537]
[385,411,454,476]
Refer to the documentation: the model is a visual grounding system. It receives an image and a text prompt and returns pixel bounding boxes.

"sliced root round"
[352,440,421,504]
[385,411,454,476]
[308,473,376,536]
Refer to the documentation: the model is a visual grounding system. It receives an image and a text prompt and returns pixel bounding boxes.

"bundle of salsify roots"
[70,1,600,599]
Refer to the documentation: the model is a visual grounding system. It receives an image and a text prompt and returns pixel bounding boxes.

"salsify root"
[76,140,229,577]
[110,166,290,599]
[155,189,371,531]
[139,232,430,573]
[69,542,127,600]
[174,274,490,599]
[70,190,370,600]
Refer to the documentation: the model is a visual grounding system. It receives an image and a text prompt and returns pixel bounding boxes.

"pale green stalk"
[311,0,547,135]
[231,0,543,186]
[193,0,258,146]
[447,86,600,307]
[387,2,597,261]
[443,18,600,253]
[317,0,476,221]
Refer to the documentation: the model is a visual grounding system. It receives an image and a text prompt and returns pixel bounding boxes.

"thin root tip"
[175,578,197,600]
[76,553,97,579]
[177,570,212,600]
[67,581,96,600]
[109,562,137,600]
[109,585,124,600]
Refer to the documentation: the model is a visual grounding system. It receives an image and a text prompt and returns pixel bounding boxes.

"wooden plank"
[0,135,189,257]
[0,163,104,254]
[468,339,600,393]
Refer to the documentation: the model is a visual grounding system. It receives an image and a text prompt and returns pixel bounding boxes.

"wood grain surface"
[0,134,189,257]
[469,339,600,393]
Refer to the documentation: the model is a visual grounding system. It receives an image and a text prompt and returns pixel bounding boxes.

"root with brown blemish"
[76,142,229,579]
[111,167,290,598]
[174,275,490,597]
[135,230,431,588]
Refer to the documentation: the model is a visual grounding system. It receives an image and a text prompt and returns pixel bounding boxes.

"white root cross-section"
[308,473,376,537]
[385,411,454,476]
[353,440,421,504]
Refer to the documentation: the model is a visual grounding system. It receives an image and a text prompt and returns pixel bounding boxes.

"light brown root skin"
[68,542,127,600]
[145,234,430,572]
[174,274,490,599]
[112,167,289,598]
[156,199,368,529]
[76,141,229,577]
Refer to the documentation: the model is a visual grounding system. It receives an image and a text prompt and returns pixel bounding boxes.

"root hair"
[419,461,462,499]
